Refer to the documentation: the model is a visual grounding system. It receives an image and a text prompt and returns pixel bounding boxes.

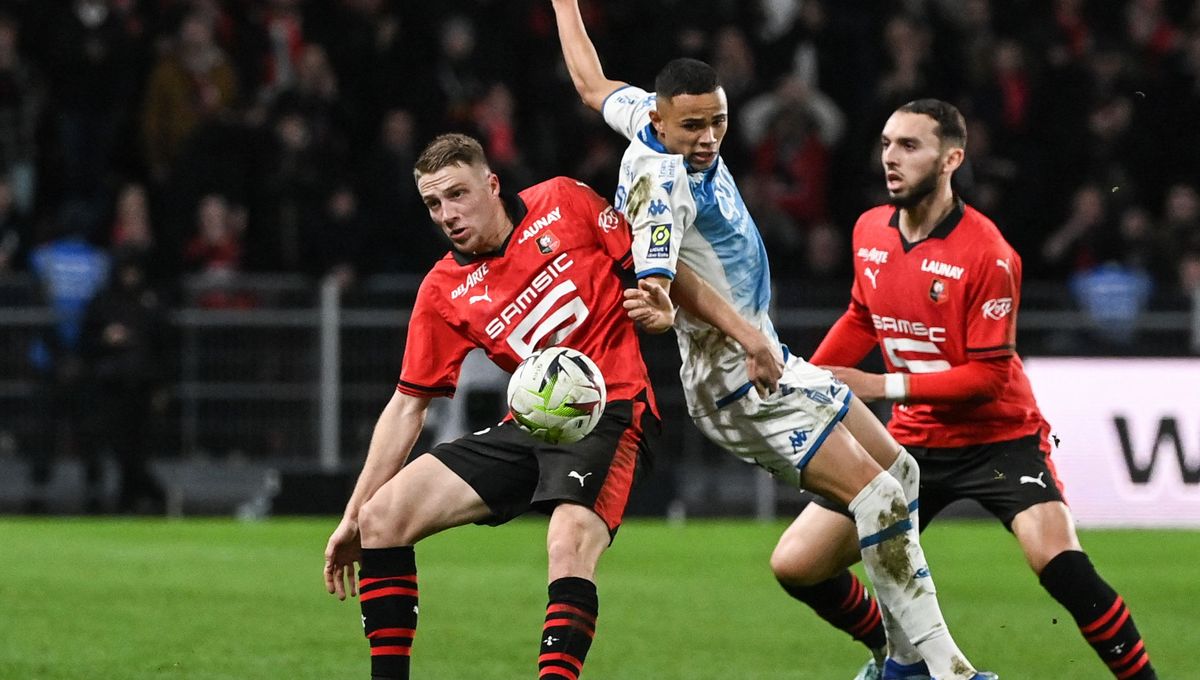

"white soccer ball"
[507,346,607,444]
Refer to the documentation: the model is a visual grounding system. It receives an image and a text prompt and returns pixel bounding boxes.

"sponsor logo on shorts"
[568,471,592,487]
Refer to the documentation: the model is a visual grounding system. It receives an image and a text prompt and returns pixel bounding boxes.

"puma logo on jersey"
[568,471,592,487]
[1019,472,1047,488]
[996,258,1011,273]
[864,267,880,289]
[469,286,492,304]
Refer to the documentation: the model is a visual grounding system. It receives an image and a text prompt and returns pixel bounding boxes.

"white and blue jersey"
[603,84,849,486]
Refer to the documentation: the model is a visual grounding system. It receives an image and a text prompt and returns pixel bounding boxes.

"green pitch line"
[0,518,1191,679]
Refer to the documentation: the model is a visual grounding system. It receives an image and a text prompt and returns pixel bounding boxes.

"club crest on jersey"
[536,231,560,255]
[647,223,671,259]
[929,278,948,304]
[597,206,621,233]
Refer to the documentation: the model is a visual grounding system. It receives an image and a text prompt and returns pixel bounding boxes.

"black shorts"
[426,395,657,535]
[809,434,1065,531]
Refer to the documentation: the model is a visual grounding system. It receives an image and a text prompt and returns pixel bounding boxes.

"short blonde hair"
[413,133,489,180]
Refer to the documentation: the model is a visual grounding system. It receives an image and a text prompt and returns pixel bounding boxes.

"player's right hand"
[324,516,363,600]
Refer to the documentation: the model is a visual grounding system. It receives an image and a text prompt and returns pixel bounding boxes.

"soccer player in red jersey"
[322,133,666,680]
[775,99,1157,680]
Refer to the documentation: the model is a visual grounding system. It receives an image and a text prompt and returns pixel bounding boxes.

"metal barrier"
[1,272,1196,515]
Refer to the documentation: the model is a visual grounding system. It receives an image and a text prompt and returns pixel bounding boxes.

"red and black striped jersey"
[829,199,1047,448]
[397,176,656,413]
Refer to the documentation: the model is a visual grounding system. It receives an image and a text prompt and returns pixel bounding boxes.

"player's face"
[651,88,729,171]
[417,162,506,254]
[880,111,947,208]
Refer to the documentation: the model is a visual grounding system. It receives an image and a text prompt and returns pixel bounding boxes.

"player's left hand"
[822,366,886,402]
[623,278,674,333]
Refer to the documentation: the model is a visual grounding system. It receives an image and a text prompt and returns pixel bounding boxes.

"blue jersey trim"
[636,267,675,280]
[601,84,637,114]
[636,122,668,153]
[793,391,851,471]
[715,382,755,410]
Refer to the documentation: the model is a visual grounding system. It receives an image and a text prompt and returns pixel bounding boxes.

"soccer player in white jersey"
[550,2,997,679]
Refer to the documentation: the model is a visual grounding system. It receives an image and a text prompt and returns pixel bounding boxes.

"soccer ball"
[507,346,606,444]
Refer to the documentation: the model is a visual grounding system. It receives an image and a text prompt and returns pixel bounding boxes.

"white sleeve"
[601,85,656,142]
[626,155,695,280]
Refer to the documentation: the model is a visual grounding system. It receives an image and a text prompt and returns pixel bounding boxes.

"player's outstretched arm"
[324,390,431,600]
[550,0,627,112]
[670,264,783,397]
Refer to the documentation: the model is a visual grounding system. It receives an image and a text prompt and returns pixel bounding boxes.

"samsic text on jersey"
[397,176,656,411]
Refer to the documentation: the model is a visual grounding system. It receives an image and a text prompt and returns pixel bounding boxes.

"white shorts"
[692,354,851,489]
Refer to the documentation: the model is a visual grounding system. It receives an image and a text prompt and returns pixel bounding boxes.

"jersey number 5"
[507,281,590,358]
[882,337,951,373]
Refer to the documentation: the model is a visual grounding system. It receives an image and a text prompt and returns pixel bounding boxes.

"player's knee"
[546,511,607,577]
[770,537,832,586]
[358,495,417,547]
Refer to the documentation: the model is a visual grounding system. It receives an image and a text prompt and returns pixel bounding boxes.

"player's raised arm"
[550,0,627,112]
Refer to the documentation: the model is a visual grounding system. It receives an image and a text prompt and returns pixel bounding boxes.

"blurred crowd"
[0,0,1198,309]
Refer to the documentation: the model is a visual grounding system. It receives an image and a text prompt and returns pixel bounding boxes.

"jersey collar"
[637,123,717,176]
[887,196,965,252]
[449,192,527,265]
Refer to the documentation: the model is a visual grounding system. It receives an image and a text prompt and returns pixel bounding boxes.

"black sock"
[539,577,598,680]
[1040,550,1156,679]
[779,570,886,654]
[359,546,418,680]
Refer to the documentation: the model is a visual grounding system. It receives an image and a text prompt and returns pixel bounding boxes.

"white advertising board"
[1023,358,1200,527]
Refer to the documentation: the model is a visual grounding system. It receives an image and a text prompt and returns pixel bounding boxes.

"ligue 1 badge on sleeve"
[929,277,948,304]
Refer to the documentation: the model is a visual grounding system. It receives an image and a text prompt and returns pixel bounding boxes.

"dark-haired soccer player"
[777,99,1157,679]
[323,133,666,680]
[550,2,996,679]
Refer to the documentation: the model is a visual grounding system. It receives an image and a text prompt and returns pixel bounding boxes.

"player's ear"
[943,147,965,175]
[648,109,665,137]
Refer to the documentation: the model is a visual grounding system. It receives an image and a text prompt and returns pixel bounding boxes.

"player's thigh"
[358,453,493,547]
[772,502,860,584]
[840,394,902,468]
[801,424,886,507]
[1011,501,1083,574]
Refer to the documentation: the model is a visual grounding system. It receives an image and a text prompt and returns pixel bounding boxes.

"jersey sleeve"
[397,280,474,398]
[601,85,656,142]
[810,294,877,367]
[627,156,694,280]
[965,249,1020,359]
[564,178,634,270]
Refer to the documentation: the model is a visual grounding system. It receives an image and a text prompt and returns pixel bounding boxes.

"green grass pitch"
[0,517,1192,679]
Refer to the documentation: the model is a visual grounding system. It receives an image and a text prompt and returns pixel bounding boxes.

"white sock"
[882,449,923,664]
[849,472,976,680]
